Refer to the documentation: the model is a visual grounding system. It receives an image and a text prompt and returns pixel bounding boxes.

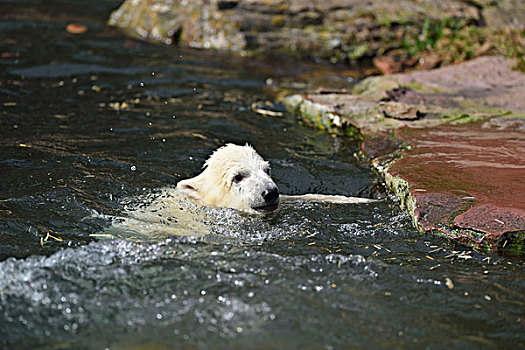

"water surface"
[0,1,524,349]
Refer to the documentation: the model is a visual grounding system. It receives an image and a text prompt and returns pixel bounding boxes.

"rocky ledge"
[108,0,525,71]
[284,56,525,256]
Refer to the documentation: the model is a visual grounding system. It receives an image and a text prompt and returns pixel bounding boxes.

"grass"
[398,16,525,71]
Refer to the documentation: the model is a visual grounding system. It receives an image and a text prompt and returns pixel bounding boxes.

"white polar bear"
[177,143,280,212]
[104,143,378,238]
[177,143,378,212]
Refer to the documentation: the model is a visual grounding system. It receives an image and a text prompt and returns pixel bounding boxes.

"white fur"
[177,144,379,212]
[281,194,378,204]
[106,144,379,239]
[177,144,279,212]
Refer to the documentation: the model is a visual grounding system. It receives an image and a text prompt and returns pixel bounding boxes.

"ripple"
[8,63,151,78]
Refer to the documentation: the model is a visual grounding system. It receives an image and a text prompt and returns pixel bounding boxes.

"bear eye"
[265,168,271,176]
[233,174,245,183]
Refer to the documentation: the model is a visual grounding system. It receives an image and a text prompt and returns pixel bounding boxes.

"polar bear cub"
[105,144,378,238]
[177,144,280,213]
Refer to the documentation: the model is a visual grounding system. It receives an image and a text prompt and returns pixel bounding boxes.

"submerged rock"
[283,56,525,256]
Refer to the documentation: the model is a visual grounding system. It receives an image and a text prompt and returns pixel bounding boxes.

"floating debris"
[66,23,88,34]
[89,233,113,238]
[251,101,285,117]
[108,101,128,111]
[40,231,63,247]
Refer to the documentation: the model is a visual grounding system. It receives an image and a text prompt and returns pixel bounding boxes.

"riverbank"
[108,0,525,73]
[284,56,525,256]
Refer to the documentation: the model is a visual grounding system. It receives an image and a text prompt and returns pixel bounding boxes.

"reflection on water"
[0,0,524,349]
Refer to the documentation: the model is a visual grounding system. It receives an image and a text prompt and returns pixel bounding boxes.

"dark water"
[1,1,524,349]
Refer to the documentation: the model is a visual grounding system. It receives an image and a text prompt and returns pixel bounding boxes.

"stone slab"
[283,56,525,255]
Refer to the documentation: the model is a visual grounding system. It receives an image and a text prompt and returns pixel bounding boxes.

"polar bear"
[176,143,378,212]
[177,143,280,213]
[104,143,378,238]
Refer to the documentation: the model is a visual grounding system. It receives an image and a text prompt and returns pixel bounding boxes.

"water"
[1,1,524,349]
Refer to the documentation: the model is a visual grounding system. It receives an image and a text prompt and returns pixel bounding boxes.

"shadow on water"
[0,1,524,349]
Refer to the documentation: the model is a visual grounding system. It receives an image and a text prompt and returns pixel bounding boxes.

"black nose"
[262,187,279,202]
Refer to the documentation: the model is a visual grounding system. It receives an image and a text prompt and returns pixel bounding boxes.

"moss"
[444,113,489,124]
[348,44,371,60]
[351,76,399,96]
[433,227,525,256]
[497,231,525,257]
[371,157,419,230]
[283,95,361,138]
[270,15,285,27]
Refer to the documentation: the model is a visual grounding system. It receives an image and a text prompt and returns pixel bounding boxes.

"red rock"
[373,56,402,75]
[284,56,525,254]
[454,204,525,235]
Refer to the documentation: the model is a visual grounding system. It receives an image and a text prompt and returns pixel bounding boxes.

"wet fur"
[177,144,279,212]
[107,144,378,238]
[177,144,378,211]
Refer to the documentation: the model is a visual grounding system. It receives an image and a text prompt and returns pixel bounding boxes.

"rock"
[107,0,524,69]
[373,56,403,75]
[283,56,525,256]
[482,1,525,30]
[108,0,486,63]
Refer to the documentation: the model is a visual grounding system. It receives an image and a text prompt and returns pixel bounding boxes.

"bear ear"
[176,178,202,201]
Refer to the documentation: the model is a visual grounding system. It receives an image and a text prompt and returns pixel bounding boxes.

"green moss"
[444,113,489,124]
[283,95,362,138]
[348,44,371,60]
[351,76,399,96]
[434,227,525,256]
[497,231,525,257]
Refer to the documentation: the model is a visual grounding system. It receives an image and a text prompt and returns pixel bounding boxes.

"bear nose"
[262,187,279,202]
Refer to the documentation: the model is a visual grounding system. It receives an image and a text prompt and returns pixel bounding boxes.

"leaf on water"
[66,23,88,34]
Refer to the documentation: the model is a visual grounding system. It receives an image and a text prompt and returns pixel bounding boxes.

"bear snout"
[262,187,279,202]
